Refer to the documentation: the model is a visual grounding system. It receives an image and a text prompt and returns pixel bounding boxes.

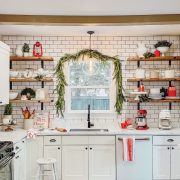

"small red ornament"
[154,49,160,57]
[33,41,43,57]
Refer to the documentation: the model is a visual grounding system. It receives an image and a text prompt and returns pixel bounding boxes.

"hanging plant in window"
[55,31,123,117]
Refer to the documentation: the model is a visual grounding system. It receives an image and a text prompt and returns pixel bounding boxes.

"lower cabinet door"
[153,146,171,179]
[13,151,23,180]
[44,146,61,180]
[62,146,88,180]
[171,146,180,179]
[89,145,115,180]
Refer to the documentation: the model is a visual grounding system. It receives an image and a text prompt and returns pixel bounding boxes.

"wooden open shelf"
[10,99,53,103]
[10,77,53,82]
[127,56,180,62]
[10,56,53,61]
[127,77,180,82]
[128,99,180,103]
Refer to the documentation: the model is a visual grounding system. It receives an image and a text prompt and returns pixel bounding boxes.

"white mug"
[164,70,175,78]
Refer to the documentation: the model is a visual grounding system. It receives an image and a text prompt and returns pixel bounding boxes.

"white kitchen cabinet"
[62,146,89,180]
[0,41,10,105]
[26,137,43,180]
[171,146,180,179]
[62,136,116,180]
[153,136,180,180]
[89,145,115,180]
[117,136,152,180]
[44,145,61,180]
[13,139,26,180]
[153,146,171,179]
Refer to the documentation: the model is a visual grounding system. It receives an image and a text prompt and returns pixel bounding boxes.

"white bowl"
[157,47,169,56]
[9,92,18,100]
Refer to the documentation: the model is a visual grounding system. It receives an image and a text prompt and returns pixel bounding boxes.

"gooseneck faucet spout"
[87,105,94,128]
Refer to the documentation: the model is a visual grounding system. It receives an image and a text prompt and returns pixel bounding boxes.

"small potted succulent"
[22,43,30,57]
[3,103,13,124]
[154,40,172,56]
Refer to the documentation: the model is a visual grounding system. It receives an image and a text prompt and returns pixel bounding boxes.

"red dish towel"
[123,137,135,161]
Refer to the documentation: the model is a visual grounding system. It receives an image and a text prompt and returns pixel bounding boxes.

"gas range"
[0,141,14,170]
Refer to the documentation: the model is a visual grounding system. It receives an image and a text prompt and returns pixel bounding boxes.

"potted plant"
[154,40,172,56]
[3,103,13,124]
[22,43,30,57]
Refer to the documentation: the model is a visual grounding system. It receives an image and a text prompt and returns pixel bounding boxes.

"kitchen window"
[65,60,116,114]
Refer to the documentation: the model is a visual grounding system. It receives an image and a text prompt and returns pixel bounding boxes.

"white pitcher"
[137,43,147,57]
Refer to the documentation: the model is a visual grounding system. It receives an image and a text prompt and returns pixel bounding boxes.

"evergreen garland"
[55,49,123,117]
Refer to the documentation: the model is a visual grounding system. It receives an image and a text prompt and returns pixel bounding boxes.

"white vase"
[137,43,147,57]
[157,47,169,56]
[15,45,23,56]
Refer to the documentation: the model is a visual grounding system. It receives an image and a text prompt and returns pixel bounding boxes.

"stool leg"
[52,163,57,180]
[36,165,41,180]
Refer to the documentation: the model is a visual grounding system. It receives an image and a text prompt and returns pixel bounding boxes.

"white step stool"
[36,158,58,180]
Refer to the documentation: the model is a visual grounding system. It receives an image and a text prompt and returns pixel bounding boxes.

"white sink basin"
[69,128,109,132]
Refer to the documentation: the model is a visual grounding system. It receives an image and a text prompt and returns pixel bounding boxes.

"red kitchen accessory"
[168,86,177,97]
[154,49,161,57]
[139,82,145,92]
[33,41,43,57]
[137,110,147,117]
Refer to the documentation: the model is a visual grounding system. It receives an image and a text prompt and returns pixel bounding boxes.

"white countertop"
[37,128,180,136]
[1,128,180,143]
[0,129,27,143]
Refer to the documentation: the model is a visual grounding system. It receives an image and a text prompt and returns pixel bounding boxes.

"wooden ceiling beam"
[0,14,180,25]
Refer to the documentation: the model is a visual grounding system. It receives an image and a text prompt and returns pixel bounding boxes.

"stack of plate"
[149,88,162,100]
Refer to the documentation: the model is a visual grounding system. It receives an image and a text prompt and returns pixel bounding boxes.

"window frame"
[64,61,116,116]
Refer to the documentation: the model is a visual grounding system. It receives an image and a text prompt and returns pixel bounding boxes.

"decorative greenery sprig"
[55,49,123,117]
[154,40,172,48]
[4,103,13,115]
[143,52,155,58]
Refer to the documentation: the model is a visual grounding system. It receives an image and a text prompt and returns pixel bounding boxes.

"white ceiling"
[0,0,180,15]
[0,24,180,36]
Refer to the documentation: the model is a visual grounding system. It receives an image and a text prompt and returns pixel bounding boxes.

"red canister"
[168,86,176,97]
[154,49,161,57]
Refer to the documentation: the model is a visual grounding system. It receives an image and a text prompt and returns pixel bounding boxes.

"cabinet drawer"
[62,136,88,145]
[89,136,115,145]
[44,136,61,145]
[153,136,180,145]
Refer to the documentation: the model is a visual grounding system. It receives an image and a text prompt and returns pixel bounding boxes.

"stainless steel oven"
[0,141,14,180]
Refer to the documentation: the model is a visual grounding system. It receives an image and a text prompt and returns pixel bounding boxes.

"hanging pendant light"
[82,31,99,75]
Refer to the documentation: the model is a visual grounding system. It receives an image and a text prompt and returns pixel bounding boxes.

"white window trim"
[64,61,117,118]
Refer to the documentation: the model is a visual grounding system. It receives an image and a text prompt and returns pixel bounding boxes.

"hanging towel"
[122,137,135,161]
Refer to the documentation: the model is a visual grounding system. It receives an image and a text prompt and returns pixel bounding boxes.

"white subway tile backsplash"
[1,35,180,128]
